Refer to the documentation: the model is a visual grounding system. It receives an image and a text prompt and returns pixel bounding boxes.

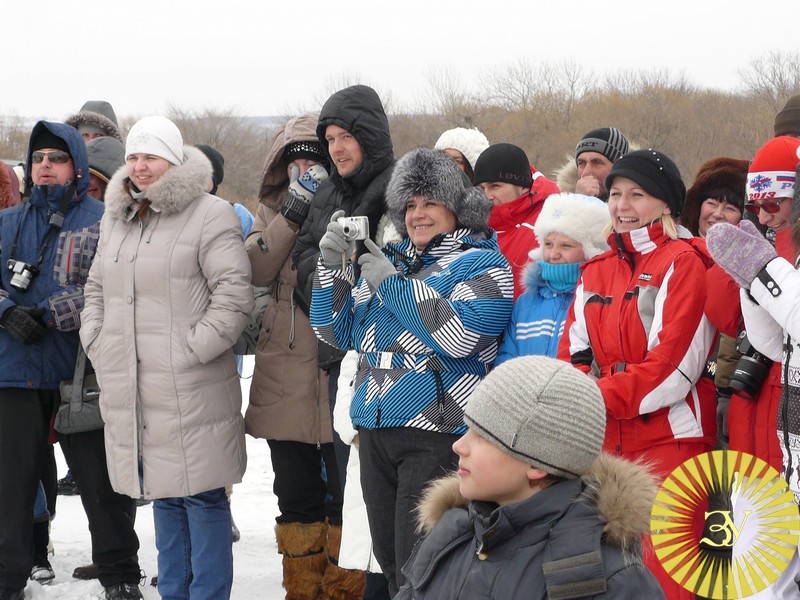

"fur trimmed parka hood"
[104,145,212,221]
[415,453,657,552]
[65,110,123,143]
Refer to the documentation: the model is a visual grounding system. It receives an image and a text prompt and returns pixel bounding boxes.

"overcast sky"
[4,0,797,123]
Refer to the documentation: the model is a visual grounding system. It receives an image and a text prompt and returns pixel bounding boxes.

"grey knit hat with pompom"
[386,147,492,237]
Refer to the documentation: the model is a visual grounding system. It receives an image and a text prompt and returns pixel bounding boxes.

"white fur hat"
[125,116,184,166]
[529,193,611,262]
[434,127,490,171]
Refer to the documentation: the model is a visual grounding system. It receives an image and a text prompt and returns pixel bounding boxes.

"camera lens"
[729,355,771,400]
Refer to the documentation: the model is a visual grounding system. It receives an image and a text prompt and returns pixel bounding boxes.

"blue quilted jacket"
[0,121,103,388]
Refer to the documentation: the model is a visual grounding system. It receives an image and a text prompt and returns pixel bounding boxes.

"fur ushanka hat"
[386,147,492,238]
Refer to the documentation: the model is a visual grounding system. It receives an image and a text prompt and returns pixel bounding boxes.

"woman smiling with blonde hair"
[559,149,716,599]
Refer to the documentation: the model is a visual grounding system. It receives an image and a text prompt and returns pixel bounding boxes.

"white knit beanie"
[434,127,490,171]
[464,355,605,479]
[529,193,611,262]
[125,116,184,166]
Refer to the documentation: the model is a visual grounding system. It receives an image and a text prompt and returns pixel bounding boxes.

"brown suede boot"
[321,524,366,600]
[275,521,329,600]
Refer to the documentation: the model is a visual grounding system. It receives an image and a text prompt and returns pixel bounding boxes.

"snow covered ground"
[21,356,286,599]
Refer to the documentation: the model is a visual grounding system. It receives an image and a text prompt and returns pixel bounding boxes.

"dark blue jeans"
[153,487,233,600]
[358,427,460,597]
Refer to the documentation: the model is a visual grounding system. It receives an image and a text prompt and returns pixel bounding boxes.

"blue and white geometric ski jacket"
[311,228,513,434]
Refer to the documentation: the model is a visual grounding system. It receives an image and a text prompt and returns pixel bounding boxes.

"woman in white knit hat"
[80,116,253,600]
[434,127,490,182]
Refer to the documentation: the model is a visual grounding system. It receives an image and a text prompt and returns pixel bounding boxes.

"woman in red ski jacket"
[559,149,717,599]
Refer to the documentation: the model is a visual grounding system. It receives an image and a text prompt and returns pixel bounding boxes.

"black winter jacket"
[291,84,394,368]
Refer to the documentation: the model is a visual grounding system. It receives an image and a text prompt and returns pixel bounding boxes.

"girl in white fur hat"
[496,193,610,364]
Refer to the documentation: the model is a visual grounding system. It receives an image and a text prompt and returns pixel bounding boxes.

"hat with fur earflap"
[529,193,610,262]
[386,147,492,238]
[434,127,490,172]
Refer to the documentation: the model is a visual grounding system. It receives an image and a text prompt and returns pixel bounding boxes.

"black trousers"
[57,427,141,587]
[0,388,57,590]
[358,427,460,597]
[268,439,344,526]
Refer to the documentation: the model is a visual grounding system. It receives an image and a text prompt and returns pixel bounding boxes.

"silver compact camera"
[7,259,38,291]
[338,216,369,241]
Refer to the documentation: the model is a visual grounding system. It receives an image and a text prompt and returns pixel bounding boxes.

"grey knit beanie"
[386,147,492,237]
[464,356,605,479]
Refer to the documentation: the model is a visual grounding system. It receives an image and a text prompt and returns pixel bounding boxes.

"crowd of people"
[1,88,800,600]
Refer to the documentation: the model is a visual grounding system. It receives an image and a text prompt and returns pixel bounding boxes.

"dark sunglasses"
[743,198,787,215]
[31,150,71,164]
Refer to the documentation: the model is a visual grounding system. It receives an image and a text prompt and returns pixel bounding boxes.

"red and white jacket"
[558,221,717,456]
[488,166,559,299]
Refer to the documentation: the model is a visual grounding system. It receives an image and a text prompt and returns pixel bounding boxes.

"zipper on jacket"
[288,283,296,350]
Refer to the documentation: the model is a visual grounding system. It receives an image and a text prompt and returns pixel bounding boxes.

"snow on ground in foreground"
[22,357,286,599]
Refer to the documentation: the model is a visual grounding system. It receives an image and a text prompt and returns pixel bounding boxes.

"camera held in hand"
[728,330,773,400]
[7,259,38,291]
[338,216,369,241]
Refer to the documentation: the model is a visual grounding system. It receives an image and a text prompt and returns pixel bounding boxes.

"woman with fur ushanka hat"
[310,147,513,595]
[496,193,609,364]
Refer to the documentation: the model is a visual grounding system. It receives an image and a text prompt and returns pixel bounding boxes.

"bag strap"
[70,345,88,413]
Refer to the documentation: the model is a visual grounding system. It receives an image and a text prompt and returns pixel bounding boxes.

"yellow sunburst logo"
[650,450,800,599]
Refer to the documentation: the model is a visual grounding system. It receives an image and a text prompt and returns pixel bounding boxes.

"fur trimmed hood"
[415,453,657,551]
[65,110,123,143]
[104,145,213,221]
[386,147,492,237]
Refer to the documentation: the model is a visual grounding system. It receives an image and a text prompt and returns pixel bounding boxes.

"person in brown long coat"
[245,114,365,599]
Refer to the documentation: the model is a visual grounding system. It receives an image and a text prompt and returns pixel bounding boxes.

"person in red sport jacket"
[473,143,560,299]
[559,149,716,600]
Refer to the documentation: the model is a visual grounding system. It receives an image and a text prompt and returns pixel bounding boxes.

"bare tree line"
[2,51,799,216]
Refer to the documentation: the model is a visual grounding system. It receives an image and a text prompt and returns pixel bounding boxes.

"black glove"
[281,164,329,226]
[0,306,48,344]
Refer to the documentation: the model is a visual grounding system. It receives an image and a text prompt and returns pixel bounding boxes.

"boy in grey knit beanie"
[395,355,663,599]
[460,354,605,491]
